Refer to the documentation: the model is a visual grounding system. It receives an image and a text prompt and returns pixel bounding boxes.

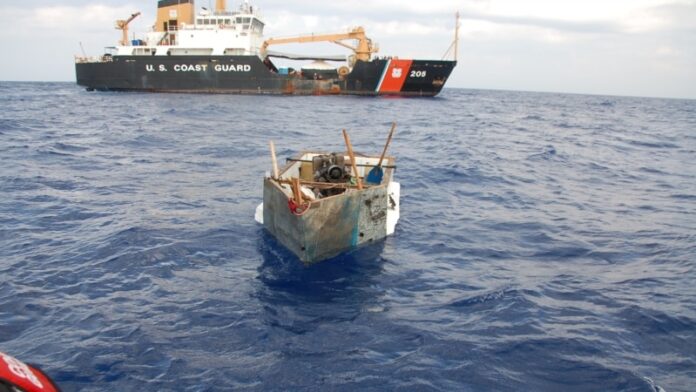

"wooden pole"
[278,178,371,190]
[285,158,396,169]
[342,129,363,190]
[291,177,303,203]
[269,140,279,179]
[376,122,397,168]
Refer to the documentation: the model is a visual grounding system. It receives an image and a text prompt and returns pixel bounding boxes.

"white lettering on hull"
[174,64,208,72]
[214,64,252,72]
[145,64,252,73]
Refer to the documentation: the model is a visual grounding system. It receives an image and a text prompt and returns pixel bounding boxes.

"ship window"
[224,19,231,24]
[203,19,210,25]
[236,17,243,23]
[252,19,264,33]
[197,19,203,25]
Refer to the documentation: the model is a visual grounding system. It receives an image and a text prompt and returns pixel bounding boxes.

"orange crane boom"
[116,12,141,46]
[261,27,378,62]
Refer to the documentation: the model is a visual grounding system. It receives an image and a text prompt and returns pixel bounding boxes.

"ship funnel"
[156,0,194,33]
[216,0,227,12]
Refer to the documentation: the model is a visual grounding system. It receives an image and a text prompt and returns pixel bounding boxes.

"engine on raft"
[311,153,351,197]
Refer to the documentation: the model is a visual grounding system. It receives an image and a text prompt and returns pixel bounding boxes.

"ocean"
[1,82,694,391]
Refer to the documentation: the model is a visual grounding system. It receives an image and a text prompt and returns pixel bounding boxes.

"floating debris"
[255,124,400,264]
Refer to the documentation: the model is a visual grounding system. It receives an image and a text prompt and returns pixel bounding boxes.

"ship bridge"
[122,0,266,56]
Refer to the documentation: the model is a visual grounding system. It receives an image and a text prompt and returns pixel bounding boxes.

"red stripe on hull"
[378,59,413,93]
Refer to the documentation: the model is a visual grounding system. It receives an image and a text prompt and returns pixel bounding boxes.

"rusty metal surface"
[356,188,388,246]
[262,176,391,264]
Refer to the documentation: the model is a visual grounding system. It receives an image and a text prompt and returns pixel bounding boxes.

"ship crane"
[115,12,141,46]
[261,27,379,63]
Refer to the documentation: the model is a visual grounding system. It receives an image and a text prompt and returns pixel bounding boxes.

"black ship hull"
[75,55,456,96]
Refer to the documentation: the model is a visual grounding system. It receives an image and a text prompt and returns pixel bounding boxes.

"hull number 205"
[410,70,427,78]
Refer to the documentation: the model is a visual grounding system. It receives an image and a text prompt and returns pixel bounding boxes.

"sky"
[1,0,695,99]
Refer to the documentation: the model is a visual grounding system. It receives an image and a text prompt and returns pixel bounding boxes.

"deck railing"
[74,55,113,64]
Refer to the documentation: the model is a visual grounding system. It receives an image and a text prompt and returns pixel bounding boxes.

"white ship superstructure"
[117,0,264,57]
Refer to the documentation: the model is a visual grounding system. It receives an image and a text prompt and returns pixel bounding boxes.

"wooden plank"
[291,177,303,203]
[276,178,376,190]
[342,129,363,190]
[286,158,397,169]
[269,140,279,179]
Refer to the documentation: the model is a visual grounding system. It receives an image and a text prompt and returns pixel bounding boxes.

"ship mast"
[442,11,460,61]
[454,11,460,62]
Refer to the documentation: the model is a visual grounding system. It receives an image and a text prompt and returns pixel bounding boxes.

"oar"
[365,122,396,184]
[269,140,279,179]
[342,129,363,190]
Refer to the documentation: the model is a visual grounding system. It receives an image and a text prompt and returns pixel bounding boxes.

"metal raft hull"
[75,55,456,96]
[259,151,399,264]
[262,178,391,263]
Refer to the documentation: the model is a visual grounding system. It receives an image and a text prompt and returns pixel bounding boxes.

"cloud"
[0,3,152,81]
[33,5,121,29]
[259,0,465,15]
[0,3,152,36]
[648,1,696,32]
[462,12,617,35]
[371,21,447,36]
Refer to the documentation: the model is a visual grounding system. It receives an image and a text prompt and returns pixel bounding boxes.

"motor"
[312,153,350,197]
[312,153,348,183]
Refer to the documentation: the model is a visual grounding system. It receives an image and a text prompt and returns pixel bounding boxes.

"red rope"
[288,199,311,216]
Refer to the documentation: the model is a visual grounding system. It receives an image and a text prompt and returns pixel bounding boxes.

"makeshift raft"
[255,125,400,264]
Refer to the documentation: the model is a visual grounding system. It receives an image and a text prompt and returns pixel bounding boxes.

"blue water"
[1,82,695,391]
